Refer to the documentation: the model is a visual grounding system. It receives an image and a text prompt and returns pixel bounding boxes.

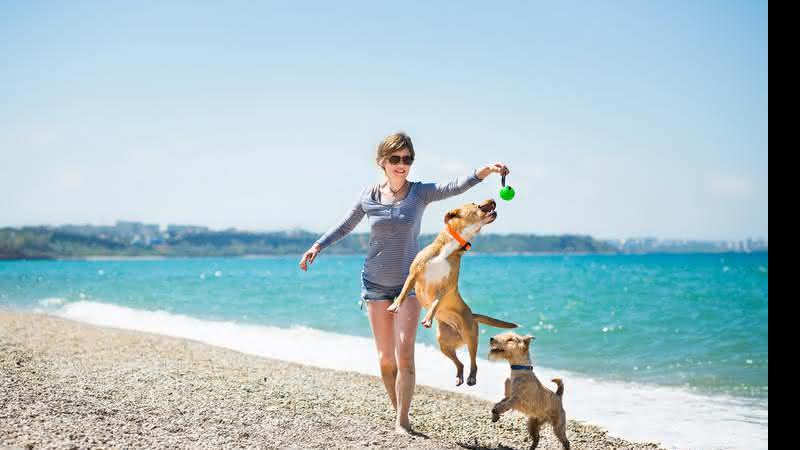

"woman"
[299,132,509,434]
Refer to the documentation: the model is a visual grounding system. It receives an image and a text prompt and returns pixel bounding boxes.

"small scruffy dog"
[488,332,570,450]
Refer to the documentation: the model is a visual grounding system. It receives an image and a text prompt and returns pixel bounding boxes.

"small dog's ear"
[523,335,535,347]
[444,209,460,223]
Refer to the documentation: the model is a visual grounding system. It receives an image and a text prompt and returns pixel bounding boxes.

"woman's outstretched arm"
[420,163,510,203]
[299,191,366,271]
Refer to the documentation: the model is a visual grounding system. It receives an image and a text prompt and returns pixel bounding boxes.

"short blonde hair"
[376,132,415,166]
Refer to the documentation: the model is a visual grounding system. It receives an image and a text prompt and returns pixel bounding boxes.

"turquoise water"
[0,253,768,400]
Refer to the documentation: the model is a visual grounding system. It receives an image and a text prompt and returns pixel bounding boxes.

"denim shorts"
[360,275,414,304]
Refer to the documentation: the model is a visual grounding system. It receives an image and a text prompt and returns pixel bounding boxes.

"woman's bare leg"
[366,300,398,411]
[394,295,421,433]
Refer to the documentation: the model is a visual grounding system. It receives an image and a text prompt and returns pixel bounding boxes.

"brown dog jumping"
[387,199,517,386]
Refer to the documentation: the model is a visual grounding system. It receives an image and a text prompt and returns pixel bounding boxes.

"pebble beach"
[0,311,666,449]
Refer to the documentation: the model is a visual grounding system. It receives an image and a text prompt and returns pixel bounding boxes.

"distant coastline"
[2,251,770,262]
[1,222,768,260]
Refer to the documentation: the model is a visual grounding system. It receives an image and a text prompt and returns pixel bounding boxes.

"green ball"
[499,186,515,201]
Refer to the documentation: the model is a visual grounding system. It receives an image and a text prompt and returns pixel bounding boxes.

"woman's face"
[382,148,413,180]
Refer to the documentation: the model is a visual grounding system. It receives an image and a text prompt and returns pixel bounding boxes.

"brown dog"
[489,332,570,450]
[387,199,517,386]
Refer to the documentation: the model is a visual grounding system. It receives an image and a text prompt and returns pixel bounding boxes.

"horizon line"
[1,221,769,243]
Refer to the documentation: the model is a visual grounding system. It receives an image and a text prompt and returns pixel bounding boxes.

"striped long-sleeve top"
[315,171,483,287]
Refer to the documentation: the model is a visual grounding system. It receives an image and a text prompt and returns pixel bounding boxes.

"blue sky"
[0,1,768,240]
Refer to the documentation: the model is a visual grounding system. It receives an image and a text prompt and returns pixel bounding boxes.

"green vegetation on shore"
[0,226,616,259]
[1,223,767,260]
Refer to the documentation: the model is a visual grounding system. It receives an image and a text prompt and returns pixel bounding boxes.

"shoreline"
[1,311,665,449]
[0,249,770,262]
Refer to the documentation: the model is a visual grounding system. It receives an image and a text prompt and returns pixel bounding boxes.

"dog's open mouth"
[480,200,498,223]
[479,200,497,213]
[487,347,504,361]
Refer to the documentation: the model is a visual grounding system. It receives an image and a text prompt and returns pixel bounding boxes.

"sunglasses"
[387,155,414,165]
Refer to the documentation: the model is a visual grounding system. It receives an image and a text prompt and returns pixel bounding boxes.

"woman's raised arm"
[420,163,509,203]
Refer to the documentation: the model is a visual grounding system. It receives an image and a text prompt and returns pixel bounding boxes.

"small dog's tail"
[551,378,564,397]
[473,313,518,329]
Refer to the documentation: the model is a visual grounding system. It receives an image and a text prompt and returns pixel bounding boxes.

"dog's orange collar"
[447,225,472,251]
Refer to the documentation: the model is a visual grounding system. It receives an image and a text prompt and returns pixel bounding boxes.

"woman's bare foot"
[395,420,412,435]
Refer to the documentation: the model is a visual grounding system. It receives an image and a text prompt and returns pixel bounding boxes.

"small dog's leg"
[387,272,416,313]
[527,417,541,450]
[421,297,441,328]
[492,379,513,422]
[553,411,570,450]
[490,395,519,421]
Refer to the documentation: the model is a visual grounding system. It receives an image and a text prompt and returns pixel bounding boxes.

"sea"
[0,253,768,449]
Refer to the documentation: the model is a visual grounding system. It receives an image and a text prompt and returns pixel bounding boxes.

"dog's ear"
[444,209,461,224]
[522,335,535,348]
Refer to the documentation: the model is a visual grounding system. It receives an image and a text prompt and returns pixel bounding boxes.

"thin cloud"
[707,174,755,197]
[57,167,87,190]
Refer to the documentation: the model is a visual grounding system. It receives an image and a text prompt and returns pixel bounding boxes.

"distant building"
[603,237,767,254]
[166,224,210,236]
[111,221,161,245]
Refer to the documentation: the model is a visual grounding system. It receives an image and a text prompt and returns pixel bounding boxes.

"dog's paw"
[456,375,464,386]
[386,303,400,313]
[467,375,477,386]
[491,409,500,423]
[421,318,433,328]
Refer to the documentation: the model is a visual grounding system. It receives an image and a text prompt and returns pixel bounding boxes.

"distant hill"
[1,225,617,259]
[0,223,766,260]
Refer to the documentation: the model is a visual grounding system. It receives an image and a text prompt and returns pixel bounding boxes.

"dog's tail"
[473,313,518,329]
[551,378,564,397]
